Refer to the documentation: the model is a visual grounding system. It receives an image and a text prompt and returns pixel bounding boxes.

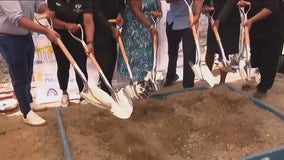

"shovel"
[143,11,166,91]
[184,0,215,88]
[108,20,149,99]
[237,1,260,85]
[35,15,133,119]
[68,24,133,119]
[204,7,232,72]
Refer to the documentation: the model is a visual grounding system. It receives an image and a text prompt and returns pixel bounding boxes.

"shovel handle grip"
[118,36,129,63]
[237,1,251,8]
[108,19,117,24]
[36,14,48,20]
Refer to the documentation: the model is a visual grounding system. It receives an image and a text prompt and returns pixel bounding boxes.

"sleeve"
[83,0,93,14]
[217,0,237,24]
[0,1,24,26]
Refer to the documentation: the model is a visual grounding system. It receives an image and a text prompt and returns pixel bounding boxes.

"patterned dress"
[118,0,160,81]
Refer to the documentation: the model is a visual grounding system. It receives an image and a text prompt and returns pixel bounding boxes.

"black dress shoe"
[163,74,179,87]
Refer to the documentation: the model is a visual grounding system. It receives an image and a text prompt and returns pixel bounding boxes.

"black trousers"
[251,35,284,91]
[94,39,117,95]
[166,22,196,88]
[52,30,88,93]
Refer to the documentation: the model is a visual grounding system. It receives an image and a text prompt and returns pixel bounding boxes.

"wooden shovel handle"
[153,33,158,51]
[108,19,117,24]
[188,12,198,42]
[244,26,250,46]
[118,36,129,63]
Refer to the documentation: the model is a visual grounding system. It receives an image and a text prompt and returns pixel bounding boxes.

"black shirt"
[47,0,93,27]
[248,0,284,37]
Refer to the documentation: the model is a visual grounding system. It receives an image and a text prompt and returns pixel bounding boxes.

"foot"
[23,110,46,126]
[61,94,70,107]
[30,102,47,112]
[253,90,267,99]
[164,74,179,87]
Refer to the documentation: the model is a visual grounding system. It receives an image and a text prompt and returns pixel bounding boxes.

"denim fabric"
[0,34,34,116]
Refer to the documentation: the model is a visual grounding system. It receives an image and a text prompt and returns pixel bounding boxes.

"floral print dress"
[118,0,160,81]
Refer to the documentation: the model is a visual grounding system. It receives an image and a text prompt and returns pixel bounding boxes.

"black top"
[248,0,284,37]
[203,0,240,28]
[47,0,93,27]
[91,0,125,50]
[204,0,240,55]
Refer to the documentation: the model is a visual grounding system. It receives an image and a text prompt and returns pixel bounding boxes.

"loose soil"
[1,74,284,160]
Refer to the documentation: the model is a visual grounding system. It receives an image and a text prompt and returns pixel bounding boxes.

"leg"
[165,22,181,86]
[95,40,117,95]
[182,27,195,88]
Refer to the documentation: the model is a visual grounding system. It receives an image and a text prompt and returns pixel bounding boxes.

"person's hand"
[42,10,55,18]
[112,28,121,41]
[150,27,158,40]
[46,30,60,44]
[65,23,79,33]
[151,10,162,19]
[116,13,124,27]
[202,6,214,15]
[85,43,94,56]
[244,18,253,31]
[212,20,219,29]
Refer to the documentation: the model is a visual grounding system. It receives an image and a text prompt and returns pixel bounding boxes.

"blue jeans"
[0,34,34,116]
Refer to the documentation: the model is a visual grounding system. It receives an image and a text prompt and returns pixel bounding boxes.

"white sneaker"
[23,110,47,126]
[30,102,47,112]
[61,94,70,107]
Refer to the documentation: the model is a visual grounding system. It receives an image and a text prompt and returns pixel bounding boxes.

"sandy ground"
[1,72,284,160]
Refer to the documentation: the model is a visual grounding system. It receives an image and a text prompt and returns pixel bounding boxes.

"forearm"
[250,8,272,23]
[193,0,203,17]
[18,16,49,34]
[83,13,94,44]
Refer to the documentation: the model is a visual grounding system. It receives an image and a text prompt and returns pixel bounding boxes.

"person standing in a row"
[47,0,94,107]
[203,0,240,84]
[0,0,60,126]
[164,0,203,88]
[91,0,124,95]
[118,0,160,82]
[240,0,284,98]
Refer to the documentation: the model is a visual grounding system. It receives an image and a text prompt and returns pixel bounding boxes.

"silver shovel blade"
[144,70,166,91]
[190,62,215,88]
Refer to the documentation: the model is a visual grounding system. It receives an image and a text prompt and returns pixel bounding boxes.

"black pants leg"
[181,27,196,88]
[95,40,117,95]
[251,36,284,91]
[166,22,181,81]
